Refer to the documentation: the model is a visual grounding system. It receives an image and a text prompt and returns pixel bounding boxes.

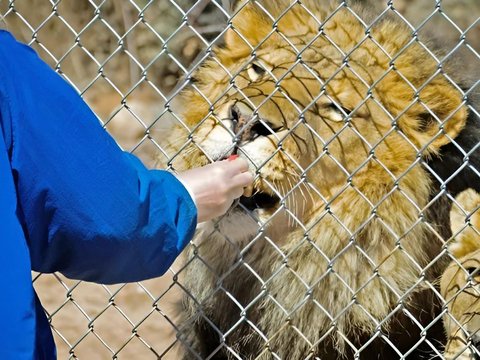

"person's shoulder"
[0,29,35,55]
[0,29,15,40]
[0,29,40,75]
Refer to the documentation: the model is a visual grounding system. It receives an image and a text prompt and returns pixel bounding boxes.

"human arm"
[0,30,206,284]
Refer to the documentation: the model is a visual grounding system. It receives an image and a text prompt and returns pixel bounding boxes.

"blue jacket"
[0,30,197,359]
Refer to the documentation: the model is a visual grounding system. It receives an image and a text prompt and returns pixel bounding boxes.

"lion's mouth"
[238,192,279,211]
[219,149,279,211]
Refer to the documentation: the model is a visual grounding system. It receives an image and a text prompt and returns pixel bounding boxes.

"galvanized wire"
[1,0,479,359]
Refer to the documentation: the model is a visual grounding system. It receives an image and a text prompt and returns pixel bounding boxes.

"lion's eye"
[251,120,283,137]
[467,267,480,276]
[327,102,351,122]
[247,62,266,82]
[466,267,480,284]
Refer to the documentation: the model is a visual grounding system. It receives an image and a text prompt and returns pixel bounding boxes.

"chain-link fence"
[1,0,479,359]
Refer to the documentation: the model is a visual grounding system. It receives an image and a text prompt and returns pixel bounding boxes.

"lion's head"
[168,1,466,237]
[442,189,480,360]
[167,2,473,358]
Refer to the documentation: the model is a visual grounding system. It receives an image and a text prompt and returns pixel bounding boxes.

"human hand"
[176,158,254,223]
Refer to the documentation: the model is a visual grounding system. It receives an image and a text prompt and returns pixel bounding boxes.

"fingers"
[228,158,254,199]
[232,170,254,188]
[185,157,255,223]
[243,183,254,197]
[230,171,254,201]
[222,157,250,174]
[231,186,245,200]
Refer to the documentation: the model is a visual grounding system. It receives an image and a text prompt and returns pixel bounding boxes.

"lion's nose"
[230,105,275,143]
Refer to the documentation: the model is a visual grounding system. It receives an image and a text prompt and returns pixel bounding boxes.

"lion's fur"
[165,1,471,358]
[441,189,480,360]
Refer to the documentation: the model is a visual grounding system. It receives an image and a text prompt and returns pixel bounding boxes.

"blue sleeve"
[0,31,197,284]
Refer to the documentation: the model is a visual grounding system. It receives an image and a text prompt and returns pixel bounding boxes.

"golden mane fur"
[441,189,480,360]
[165,1,469,358]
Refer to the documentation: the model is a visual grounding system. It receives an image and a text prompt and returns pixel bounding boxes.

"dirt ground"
[34,263,184,360]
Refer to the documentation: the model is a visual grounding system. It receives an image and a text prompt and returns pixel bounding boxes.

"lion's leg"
[444,332,475,360]
[177,311,227,360]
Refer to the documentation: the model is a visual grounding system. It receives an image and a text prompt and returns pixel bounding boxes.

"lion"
[163,1,478,358]
[442,189,480,360]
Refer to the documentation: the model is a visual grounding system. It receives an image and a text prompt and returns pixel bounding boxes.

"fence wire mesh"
[1,0,479,359]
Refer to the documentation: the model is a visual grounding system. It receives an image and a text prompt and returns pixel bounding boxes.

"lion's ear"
[224,1,318,50]
[448,189,480,258]
[224,2,273,51]
[407,80,468,153]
